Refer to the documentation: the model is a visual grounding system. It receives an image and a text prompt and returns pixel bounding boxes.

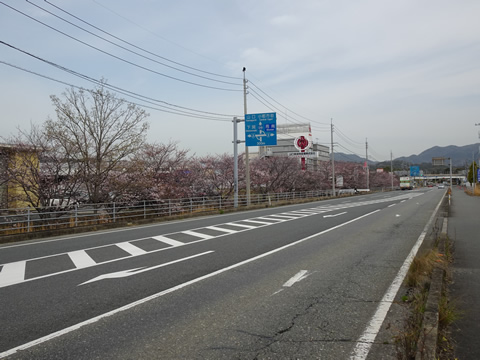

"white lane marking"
[283,270,308,287]
[80,251,214,286]
[0,209,381,359]
[257,216,287,222]
[0,261,26,288]
[267,214,299,219]
[152,236,184,247]
[116,242,147,256]
[68,250,96,269]
[350,193,445,360]
[241,219,274,225]
[255,217,284,222]
[388,204,396,208]
[283,211,308,216]
[205,226,237,234]
[323,212,347,218]
[182,230,214,240]
[225,222,256,229]
[271,289,284,296]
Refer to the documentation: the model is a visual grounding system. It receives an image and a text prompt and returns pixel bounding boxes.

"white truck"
[400,176,414,190]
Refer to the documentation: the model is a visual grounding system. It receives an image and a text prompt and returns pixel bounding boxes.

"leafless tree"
[45,83,149,204]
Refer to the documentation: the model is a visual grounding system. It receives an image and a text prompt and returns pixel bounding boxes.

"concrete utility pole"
[331,119,336,196]
[233,117,244,208]
[391,150,394,191]
[365,138,369,190]
[243,67,250,206]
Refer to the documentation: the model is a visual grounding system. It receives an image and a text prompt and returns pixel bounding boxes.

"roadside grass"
[437,235,463,360]
[395,250,438,359]
[394,233,462,360]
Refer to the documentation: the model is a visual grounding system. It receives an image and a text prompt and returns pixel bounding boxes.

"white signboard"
[288,151,318,158]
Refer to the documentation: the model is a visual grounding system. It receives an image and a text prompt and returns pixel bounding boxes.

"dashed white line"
[0,261,26,288]
[151,236,184,247]
[116,242,147,256]
[241,219,274,225]
[182,230,214,240]
[225,222,256,229]
[68,250,96,269]
[205,226,238,234]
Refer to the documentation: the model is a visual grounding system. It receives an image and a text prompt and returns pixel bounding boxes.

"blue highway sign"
[245,112,277,147]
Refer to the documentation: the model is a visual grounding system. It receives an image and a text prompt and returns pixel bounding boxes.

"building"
[258,123,330,170]
[0,144,39,209]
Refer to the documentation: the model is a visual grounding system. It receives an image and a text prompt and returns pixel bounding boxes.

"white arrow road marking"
[283,270,309,287]
[79,251,214,286]
[323,212,347,218]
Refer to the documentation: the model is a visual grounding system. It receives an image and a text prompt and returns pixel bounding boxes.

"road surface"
[0,189,445,359]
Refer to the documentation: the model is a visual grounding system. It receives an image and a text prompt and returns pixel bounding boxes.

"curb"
[415,218,448,360]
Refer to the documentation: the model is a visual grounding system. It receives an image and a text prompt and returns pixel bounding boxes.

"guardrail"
[0,190,336,236]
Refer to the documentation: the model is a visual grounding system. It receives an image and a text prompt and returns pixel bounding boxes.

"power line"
[30,1,241,85]
[248,80,330,126]
[0,40,239,119]
[90,0,228,70]
[1,2,242,92]
[0,60,233,122]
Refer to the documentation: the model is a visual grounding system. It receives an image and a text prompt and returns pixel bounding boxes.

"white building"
[256,123,330,170]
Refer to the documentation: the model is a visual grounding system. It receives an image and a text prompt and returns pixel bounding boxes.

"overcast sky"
[1,0,479,161]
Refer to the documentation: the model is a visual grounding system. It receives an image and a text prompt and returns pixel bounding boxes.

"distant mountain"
[395,144,478,167]
[333,144,478,168]
[332,153,371,164]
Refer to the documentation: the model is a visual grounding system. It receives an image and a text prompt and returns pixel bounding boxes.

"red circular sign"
[294,136,310,151]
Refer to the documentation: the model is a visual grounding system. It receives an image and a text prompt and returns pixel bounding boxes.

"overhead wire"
[90,0,226,69]
[0,40,239,119]
[28,0,240,86]
[248,79,330,126]
[0,2,242,92]
[0,60,234,122]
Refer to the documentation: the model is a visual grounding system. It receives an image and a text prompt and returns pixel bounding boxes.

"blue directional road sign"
[410,166,420,177]
[245,112,277,147]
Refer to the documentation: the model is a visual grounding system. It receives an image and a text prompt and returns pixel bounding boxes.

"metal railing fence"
[0,189,335,236]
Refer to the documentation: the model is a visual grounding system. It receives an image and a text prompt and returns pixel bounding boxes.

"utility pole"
[331,119,335,196]
[243,67,250,206]
[391,150,394,191]
[366,138,369,190]
[233,117,244,208]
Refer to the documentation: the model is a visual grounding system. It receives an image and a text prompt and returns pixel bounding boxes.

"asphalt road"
[0,189,445,359]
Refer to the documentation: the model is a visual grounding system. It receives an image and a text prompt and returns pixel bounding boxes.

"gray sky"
[1,0,479,161]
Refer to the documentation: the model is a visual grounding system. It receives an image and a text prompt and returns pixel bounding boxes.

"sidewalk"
[448,187,480,359]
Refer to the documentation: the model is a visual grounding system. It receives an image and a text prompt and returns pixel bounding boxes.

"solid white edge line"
[350,193,445,360]
[0,209,381,359]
